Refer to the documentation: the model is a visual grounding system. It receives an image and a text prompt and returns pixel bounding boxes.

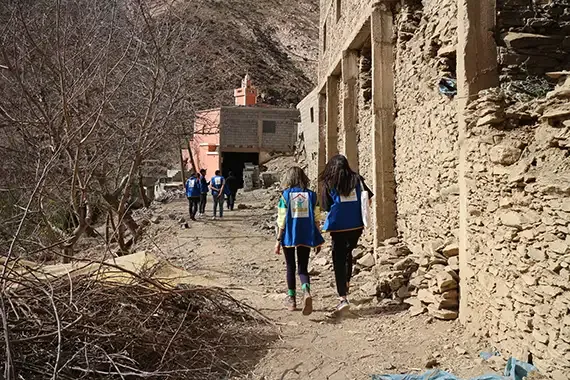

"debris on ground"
[405,240,460,320]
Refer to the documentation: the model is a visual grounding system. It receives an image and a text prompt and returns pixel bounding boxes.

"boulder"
[489,145,522,166]
[357,253,376,268]
[477,113,504,127]
[418,289,436,304]
[313,257,329,267]
[410,305,427,317]
[428,305,458,320]
[442,244,459,258]
[500,211,524,229]
[360,281,379,297]
[436,272,458,292]
[394,257,416,271]
[503,32,560,50]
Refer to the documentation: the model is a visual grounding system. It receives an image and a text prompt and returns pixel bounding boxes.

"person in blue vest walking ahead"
[209,170,225,220]
[320,154,374,313]
[274,166,324,315]
[185,172,201,221]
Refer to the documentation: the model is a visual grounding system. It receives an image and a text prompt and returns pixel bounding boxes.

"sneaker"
[302,291,313,316]
[335,299,350,313]
[212,216,217,220]
[285,296,296,311]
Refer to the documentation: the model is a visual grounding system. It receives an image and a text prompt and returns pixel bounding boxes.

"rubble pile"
[406,240,461,320]
[344,239,419,304]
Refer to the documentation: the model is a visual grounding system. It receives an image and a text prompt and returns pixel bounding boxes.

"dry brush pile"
[0,264,274,379]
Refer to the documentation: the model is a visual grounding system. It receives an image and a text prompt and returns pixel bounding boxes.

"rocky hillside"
[174,0,319,109]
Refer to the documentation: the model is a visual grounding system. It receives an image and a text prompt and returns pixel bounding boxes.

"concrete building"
[185,76,300,186]
[298,0,570,376]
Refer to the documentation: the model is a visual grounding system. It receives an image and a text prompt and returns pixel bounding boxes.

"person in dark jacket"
[198,169,209,216]
[319,154,374,313]
[225,171,239,211]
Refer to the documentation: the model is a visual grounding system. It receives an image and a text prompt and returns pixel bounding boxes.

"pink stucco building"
[183,76,300,186]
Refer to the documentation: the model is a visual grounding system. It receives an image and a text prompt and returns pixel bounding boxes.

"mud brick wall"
[392,0,459,252]
[463,93,570,379]
[497,0,570,80]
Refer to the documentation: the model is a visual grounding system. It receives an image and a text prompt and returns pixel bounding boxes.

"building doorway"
[221,152,259,188]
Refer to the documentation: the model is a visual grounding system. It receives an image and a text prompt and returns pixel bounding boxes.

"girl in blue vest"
[185,172,201,221]
[209,170,225,220]
[275,166,324,315]
[319,154,373,312]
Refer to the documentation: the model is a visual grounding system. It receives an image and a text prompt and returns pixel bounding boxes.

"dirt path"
[145,190,498,380]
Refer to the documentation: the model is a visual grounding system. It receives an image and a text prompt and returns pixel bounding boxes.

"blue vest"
[185,177,201,197]
[282,187,325,248]
[210,175,224,196]
[322,183,363,232]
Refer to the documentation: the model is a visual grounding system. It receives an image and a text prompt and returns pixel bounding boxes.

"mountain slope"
[176,0,319,109]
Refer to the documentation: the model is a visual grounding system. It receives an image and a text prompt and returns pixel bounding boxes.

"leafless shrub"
[0,0,208,260]
[0,261,274,379]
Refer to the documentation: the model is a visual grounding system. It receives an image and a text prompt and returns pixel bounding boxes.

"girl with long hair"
[319,154,373,312]
[275,166,324,315]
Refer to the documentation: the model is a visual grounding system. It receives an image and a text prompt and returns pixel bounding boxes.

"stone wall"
[392,0,459,251]
[463,89,570,378]
[497,0,570,81]
[297,91,321,183]
[319,0,375,83]
[356,48,373,185]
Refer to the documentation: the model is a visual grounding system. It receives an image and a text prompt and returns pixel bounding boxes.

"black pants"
[188,197,199,220]
[283,246,310,292]
[226,191,237,210]
[199,193,207,214]
[331,229,363,297]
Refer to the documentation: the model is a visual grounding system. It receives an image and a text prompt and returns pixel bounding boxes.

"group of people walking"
[275,154,373,316]
[184,169,239,221]
[184,154,372,317]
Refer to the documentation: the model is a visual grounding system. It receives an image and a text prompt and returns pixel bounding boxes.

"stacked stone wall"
[497,0,570,81]
[392,0,459,251]
[463,91,570,379]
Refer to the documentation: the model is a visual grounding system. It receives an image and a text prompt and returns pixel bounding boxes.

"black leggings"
[199,193,207,214]
[331,229,363,297]
[283,246,310,292]
[188,197,199,219]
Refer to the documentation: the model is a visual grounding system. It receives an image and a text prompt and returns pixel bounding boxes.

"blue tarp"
[371,357,537,380]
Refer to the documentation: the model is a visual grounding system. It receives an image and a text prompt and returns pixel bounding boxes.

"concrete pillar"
[326,76,339,160]
[457,0,498,323]
[317,92,327,197]
[342,49,359,170]
[371,5,397,247]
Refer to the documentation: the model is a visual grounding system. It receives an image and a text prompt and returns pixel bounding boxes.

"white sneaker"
[212,216,216,220]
